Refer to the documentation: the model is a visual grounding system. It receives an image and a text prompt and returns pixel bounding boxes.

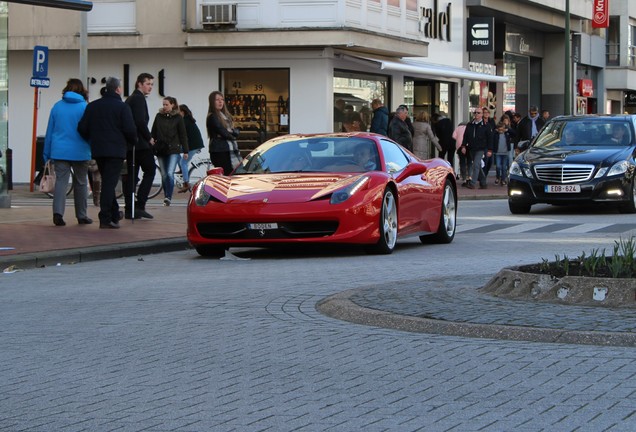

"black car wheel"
[195,245,226,257]
[509,200,532,214]
[619,179,636,214]
[365,188,398,255]
[420,179,456,244]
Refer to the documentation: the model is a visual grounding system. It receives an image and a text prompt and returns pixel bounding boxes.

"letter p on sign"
[32,46,48,78]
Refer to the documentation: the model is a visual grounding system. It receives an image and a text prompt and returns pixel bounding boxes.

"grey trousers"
[53,159,90,220]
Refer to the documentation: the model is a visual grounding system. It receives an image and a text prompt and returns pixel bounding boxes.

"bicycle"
[117,154,212,199]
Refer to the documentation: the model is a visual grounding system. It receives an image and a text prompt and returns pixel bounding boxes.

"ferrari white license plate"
[545,184,581,193]
[248,223,278,230]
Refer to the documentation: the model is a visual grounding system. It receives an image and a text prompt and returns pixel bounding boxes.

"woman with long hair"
[177,104,205,192]
[206,91,242,175]
[151,96,188,206]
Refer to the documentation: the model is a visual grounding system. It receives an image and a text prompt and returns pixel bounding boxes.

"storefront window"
[333,70,388,132]
[220,68,289,156]
[0,2,7,206]
[503,52,529,114]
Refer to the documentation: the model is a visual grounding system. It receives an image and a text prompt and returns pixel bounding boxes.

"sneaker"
[494,178,500,185]
[501,180,507,186]
[163,198,171,207]
[465,183,476,189]
[77,217,93,225]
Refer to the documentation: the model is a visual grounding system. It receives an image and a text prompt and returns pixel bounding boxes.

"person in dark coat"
[460,108,493,189]
[387,105,413,152]
[123,72,156,220]
[77,77,137,229]
[207,90,242,175]
[432,112,454,164]
[517,105,545,143]
[178,104,205,192]
[370,98,389,136]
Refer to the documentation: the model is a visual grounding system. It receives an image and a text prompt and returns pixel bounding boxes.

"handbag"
[39,160,56,193]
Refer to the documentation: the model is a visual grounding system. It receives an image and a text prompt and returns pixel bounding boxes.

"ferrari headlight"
[330,176,370,204]
[193,183,211,206]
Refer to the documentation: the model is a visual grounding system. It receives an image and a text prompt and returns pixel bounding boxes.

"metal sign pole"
[29,87,39,192]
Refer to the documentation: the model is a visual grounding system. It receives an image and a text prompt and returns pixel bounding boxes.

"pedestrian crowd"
[335,98,549,191]
[45,77,549,229]
[44,73,234,229]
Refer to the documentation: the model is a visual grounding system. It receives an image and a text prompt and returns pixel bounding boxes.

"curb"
[1,238,191,270]
[316,288,636,347]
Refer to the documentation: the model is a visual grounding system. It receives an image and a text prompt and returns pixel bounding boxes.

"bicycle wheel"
[188,160,212,186]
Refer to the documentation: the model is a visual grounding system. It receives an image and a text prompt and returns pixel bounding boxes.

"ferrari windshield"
[533,119,634,148]
[234,137,380,174]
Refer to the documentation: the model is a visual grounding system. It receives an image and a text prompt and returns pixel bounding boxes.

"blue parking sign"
[32,46,48,78]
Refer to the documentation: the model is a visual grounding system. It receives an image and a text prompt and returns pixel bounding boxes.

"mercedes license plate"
[248,223,278,230]
[545,184,581,193]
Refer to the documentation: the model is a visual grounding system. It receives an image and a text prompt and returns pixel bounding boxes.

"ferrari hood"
[524,146,631,165]
[201,173,365,204]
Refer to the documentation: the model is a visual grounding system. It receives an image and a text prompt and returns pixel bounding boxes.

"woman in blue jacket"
[43,78,92,226]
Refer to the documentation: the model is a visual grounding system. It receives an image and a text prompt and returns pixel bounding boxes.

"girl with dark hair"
[206,91,242,175]
[43,78,92,226]
[151,96,188,206]
[177,104,205,192]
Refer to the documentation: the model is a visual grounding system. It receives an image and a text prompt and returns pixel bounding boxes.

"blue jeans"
[495,153,510,181]
[157,153,180,200]
[179,149,200,183]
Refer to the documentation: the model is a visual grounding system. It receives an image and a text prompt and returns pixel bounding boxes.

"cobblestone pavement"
[2,242,636,431]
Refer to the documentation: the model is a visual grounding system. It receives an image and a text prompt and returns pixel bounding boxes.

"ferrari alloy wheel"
[619,179,636,214]
[366,188,398,254]
[421,180,456,244]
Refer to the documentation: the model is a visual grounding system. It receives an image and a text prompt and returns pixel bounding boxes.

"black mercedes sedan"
[508,114,636,214]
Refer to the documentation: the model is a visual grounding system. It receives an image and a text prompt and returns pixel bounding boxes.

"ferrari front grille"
[534,164,595,183]
[197,221,339,239]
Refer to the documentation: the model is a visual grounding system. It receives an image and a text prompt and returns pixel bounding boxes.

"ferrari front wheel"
[420,179,456,244]
[365,188,398,255]
[195,245,226,258]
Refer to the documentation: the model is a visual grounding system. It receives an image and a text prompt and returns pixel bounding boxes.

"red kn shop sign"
[592,0,609,28]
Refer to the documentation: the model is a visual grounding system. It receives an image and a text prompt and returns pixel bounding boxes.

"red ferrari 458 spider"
[187,132,457,256]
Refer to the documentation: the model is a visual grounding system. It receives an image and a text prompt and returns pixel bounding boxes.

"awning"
[337,52,508,83]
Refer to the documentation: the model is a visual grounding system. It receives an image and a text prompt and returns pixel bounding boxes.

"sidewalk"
[0,180,507,269]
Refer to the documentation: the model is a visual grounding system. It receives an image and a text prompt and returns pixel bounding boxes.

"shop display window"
[221,68,289,156]
[333,70,388,132]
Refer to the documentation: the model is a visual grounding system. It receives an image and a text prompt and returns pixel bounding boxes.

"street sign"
[31,46,50,88]
[32,46,48,77]
[30,77,50,88]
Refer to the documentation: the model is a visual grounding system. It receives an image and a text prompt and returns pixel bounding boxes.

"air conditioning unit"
[201,3,237,27]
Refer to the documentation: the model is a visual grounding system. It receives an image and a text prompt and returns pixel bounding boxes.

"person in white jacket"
[412,111,441,160]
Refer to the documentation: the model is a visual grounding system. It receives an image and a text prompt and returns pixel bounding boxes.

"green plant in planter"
[537,237,636,279]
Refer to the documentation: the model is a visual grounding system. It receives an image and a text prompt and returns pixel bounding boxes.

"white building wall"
[8,48,339,183]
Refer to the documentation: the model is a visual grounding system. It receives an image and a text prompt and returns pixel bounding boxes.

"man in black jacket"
[517,105,545,144]
[78,77,137,229]
[388,105,413,152]
[124,73,156,220]
[460,108,493,189]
